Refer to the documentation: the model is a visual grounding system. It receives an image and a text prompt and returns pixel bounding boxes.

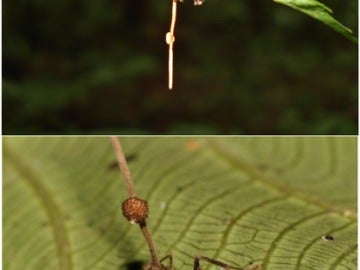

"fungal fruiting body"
[166,0,204,89]
[122,196,149,224]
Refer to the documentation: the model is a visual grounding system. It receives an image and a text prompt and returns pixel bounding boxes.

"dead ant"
[111,137,262,270]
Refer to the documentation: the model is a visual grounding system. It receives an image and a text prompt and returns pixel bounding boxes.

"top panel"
[3,0,357,135]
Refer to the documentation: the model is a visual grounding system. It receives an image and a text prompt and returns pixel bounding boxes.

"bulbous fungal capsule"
[166,32,175,45]
[121,197,149,224]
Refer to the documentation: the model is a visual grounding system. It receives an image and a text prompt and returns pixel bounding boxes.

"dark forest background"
[3,0,358,134]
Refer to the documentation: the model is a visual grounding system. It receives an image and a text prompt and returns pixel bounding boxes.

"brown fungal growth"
[111,137,260,269]
[122,196,149,224]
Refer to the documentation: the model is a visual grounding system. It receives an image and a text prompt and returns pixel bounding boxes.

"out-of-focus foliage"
[3,0,357,134]
[274,0,357,42]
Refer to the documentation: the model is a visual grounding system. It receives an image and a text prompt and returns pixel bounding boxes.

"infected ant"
[110,137,261,270]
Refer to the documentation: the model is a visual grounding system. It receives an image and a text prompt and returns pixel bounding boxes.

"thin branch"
[110,136,136,197]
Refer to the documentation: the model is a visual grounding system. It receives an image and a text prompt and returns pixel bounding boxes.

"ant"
[111,137,262,270]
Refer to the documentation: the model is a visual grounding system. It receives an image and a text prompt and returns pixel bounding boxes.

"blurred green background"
[3,0,357,134]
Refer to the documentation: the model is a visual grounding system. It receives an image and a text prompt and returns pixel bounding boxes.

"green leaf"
[3,137,357,270]
[274,0,357,42]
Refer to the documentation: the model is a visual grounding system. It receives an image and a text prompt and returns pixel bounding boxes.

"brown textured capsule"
[121,197,149,224]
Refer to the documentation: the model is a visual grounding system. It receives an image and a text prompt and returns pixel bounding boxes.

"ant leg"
[193,256,243,270]
[142,255,172,270]
[160,254,173,269]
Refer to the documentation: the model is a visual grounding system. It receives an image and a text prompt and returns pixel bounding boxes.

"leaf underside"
[3,137,357,270]
[274,0,357,42]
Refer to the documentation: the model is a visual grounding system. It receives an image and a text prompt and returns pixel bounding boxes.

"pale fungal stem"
[140,222,162,269]
[110,136,162,269]
[110,136,136,197]
[168,38,173,90]
[166,0,177,90]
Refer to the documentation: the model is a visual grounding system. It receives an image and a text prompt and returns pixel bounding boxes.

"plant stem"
[110,136,136,197]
